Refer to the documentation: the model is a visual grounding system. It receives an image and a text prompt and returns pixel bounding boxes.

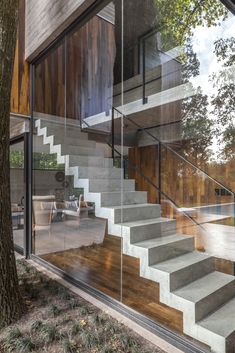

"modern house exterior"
[10,0,235,352]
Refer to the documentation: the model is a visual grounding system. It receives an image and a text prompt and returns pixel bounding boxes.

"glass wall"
[121,0,235,258]
[10,139,25,251]
[33,2,122,301]
[32,0,235,351]
[120,0,235,344]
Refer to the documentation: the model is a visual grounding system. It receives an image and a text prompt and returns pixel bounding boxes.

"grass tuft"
[39,323,61,343]
[4,334,35,353]
[62,339,78,353]
[70,321,84,336]
[7,326,22,340]
[17,336,36,353]
[68,298,81,310]
[92,313,107,326]
[119,334,139,350]
[31,320,43,332]
[100,345,115,353]
[80,330,99,348]
[57,287,71,301]
[49,304,61,317]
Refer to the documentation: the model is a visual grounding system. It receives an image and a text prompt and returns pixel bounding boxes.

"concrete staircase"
[35,119,235,353]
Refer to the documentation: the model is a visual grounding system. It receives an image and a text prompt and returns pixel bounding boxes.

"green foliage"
[62,339,78,353]
[100,345,115,353]
[70,321,84,336]
[49,304,61,317]
[31,320,43,332]
[4,331,35,353]
[16,336,35,353]
[7,327,22,340]
[57,287,72,301]
[10,150,63,170]
[80,330,99,348]
[119,334,139,350]
[92,313,107,326]
[68,298,81,310]
[79,306,90,316]
[182,88,214,164]
[154,0,228,51]
[33,152,63,170]
[210,37,235,161]
[103,321,119,335]
[10,151,24,168]
[39,323,60,343]
[214,37,235,67]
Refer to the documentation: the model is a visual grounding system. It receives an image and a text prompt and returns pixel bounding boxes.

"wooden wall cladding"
[11,0,30,116]
[34,42,65,117]
[129,144,234,208]
[34,16,115,121]
[67,16,115,121]
[128,145,159,204]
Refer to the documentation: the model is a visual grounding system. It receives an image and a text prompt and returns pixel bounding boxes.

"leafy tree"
[222,125,235,159]
[214,37,235,67]
[0,0,25,326]
[33,152,62,170]
[154,0,228,51]
[10,150,24,168]
[181,40,200,81]
[181,88,214,165]
[210,36,235,161]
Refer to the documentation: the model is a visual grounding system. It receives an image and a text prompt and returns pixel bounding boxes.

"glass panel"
[33,2,122,301]
[121,0,235,344]
[33,40,66,256]
[10,140,25,250]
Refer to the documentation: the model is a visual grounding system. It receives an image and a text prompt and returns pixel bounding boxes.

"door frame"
[10,132,30,257]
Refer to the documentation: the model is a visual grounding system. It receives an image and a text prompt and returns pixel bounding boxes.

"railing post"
[142,39,148,105]
[158,142,161,204]
[111,107,115,160]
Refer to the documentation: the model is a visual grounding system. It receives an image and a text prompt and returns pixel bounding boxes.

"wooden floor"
[42,234,183,334]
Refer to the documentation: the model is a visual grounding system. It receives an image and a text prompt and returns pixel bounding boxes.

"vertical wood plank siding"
[34,16,115,121]
[11,0,30,116]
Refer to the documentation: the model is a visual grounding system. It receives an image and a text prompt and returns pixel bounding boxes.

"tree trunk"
[0,0,25,327]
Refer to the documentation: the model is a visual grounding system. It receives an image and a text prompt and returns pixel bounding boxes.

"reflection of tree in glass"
[10,151,24,169]
[210,37,235,161]
[33,153,63,170]
[114,0,227,81]
[222,125,235,159]
[155,0,228,51]
[181,40,200,81]
[214,37,235,67]
[181,88,214,166]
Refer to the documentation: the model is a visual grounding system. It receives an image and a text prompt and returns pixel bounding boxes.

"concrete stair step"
[76,166,122,179]
[54,136,96,148]
[61,144,104,156]
[134,234,194,265]
[44,125,88,140]
[122,217,177,243]
[111,203,161,223]
[152,251,214,291]
[174,271,235,322]
[100,191,148,206]
[68,155,113,168]
[88,179,136,192]
[198,297,235,353]
[38,119,81,130]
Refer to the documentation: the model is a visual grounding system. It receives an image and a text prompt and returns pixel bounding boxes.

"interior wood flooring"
[42,234,183,334]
